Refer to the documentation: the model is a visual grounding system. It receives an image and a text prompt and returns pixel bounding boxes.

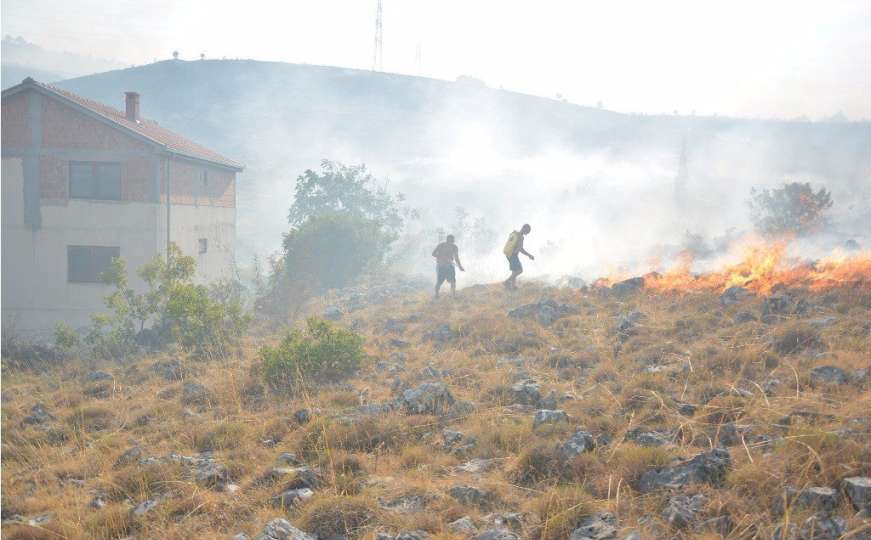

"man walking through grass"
[433,234,464,298]
[503,223,534,290]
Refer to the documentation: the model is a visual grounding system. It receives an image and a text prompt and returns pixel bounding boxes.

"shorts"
[507,254,522,273]
[436,264,456,284]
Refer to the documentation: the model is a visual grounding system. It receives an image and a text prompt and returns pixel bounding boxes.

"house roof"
[2,78,243,171]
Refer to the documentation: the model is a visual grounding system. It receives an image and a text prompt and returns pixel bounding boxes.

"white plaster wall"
[168,204,237,284]
[3,156,163,340]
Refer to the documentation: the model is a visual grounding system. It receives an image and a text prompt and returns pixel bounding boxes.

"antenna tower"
[373,0,383,71]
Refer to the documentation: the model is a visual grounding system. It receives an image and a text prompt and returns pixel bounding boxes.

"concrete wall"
[2,156,163,338]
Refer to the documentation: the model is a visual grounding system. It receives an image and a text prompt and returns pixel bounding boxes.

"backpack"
[503,231,520,257]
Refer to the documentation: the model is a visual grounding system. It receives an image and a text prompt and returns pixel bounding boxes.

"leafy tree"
[258,317,365,387]
[288,160,409,241]
[748,182,833,237]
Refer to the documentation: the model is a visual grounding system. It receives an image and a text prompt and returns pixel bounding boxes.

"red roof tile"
[21,80,242,170]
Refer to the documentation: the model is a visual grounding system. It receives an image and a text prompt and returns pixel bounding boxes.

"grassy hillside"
[3,279,869,538]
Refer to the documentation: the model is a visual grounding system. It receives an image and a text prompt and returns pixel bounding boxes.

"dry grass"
[2,282,870,538]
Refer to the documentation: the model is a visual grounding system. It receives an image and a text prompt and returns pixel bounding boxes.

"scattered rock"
[662,494,706,529]
[761,294,793,320]
[558,430,595,461]
[734,311,758,323]
[378,494,433,513]
[508,298,578,326]
[401,382,455,415]
[294,408,318,424]
[611,277,645,296]
[532,409,569,429]
[475,529,520,540]
[677,403,697,416]
[842,476,871,511]
[152,359,184,381]
[510,379,542,406]
[252,518,316,540]
[277,453,301,466]
[114,445,143,468]
[132,497,161,516]
[716,423,751,446]
[810,366,849,385]
[625,428,674,447]
[86,370,113,382]
[456,458,499,474]
[638,448,731,493]
[808,316,837,328]
[449,516,478,535]
[783,486,840,513]
[449,485,494,507]
[395,531,429,540]
[89,496,106,509]
[181,382,211,406]
[799,513,846,540]
[615,311,644,339]
[22,403,55,425]
[323,306,343,320]
[422,324,457,346]
[443,429,465,446]
[570,512,618,539]
[271,488,314,508]
[720,286,752,306]
[697,515,733,536]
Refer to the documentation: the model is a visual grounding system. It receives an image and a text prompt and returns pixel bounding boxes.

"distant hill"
[52,59,871,269]
[1,36,126,89]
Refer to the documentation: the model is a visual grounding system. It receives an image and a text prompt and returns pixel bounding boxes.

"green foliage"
[284,212,387,290]
[88,244,249,358]
[288,160,409,241]
[53,322,80,353]
[259,318,365,387]
[748,181,833,237]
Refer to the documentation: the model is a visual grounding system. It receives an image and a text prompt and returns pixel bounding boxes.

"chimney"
[124,91,140,122]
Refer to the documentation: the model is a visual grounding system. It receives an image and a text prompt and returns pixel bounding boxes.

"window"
[69,162,121,200]
[198,238,208,254]
[67,246,120,283]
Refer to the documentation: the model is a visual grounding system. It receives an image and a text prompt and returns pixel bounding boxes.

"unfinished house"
[2,78,244,339]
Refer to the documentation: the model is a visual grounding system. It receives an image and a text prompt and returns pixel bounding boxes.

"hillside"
[52,60,871,265]
[2,275,870,539]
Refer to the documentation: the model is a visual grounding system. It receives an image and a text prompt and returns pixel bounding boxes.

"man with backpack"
[503,224,534,290]
[432,234,465,298]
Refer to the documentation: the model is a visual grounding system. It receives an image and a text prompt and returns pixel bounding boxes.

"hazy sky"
[3,0,870,119]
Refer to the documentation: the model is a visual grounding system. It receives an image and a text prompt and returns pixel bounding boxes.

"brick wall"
[39,156,67,202]
[41,97,147,152]
[122,158,153,202]
[1,92,30,148]
[162,158,236,208]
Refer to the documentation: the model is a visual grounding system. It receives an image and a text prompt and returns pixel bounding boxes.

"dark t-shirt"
[433,242,458,266]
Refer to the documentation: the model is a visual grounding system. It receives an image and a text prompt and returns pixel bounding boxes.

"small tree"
[288,160,409,242]
[89,244,249,358]
[748,182,833,237]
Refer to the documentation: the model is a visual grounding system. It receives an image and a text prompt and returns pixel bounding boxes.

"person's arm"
[432,246,439,258]
[454,246,465,271]
[518,237,534,260]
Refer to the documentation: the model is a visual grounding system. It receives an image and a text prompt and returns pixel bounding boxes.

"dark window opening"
[67,245,120,283]
[69,161,122,200]
[198,238,208,254]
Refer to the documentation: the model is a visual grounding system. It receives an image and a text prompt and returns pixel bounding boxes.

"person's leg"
[450,279,456,297]
[435,267,444,298]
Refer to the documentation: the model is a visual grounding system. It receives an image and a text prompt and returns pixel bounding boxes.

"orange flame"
[600,240,871,295]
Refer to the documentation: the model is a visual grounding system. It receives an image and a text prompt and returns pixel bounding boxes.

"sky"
[3,0,870,120]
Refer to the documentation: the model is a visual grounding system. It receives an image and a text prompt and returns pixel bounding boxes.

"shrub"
[530,487,595,540]
[259,318,365,386]
[748,181,833,237]
[87,244,250,358]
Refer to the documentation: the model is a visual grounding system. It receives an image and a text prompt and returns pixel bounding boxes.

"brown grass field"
[2,280,870,539]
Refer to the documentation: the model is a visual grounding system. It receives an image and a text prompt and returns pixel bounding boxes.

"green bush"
[748,181,833,237]
[259,318,365,387]
[87,244,249,358]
